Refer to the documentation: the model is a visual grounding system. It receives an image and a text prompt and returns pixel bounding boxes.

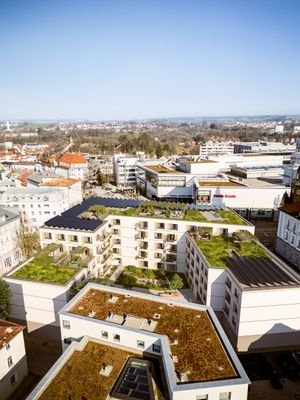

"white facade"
[0,208,22,277]
[40,208,254,275]
[113,154,141,186]
[185,233,300,352]
[0,187,77,230]
[0,321,28,400]
[4,255,96,339]
[199,141,234,158]
[52,285,249,400]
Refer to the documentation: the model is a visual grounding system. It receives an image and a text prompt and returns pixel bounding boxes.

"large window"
[62,320,71,329]
[219,393,231,400]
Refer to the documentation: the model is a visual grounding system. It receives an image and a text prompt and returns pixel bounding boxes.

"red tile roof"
[17,170,32,186]
[279,201,300,216]
[58,153,87,166]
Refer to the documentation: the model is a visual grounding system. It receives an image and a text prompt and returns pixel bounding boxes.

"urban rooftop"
[10,244,88,285]
[69,288,238,383]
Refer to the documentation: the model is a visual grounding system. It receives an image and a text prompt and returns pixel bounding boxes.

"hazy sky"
[0,0,299,120]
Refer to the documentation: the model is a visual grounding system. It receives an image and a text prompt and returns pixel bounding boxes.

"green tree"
[17,226,39,259]
[155,144,164,158]
[169,273,184,290]
[0,279,12,319]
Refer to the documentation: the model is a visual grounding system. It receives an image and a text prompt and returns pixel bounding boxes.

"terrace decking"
[69,289,238,383]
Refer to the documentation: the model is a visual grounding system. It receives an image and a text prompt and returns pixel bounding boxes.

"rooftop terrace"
[10,244,85,285]
[198,181,243,187]
[69,288,237,383]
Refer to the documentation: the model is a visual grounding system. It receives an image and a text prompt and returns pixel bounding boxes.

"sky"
[0,0,299,120]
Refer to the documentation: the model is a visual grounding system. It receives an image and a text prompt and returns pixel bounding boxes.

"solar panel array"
[44,197,142,231]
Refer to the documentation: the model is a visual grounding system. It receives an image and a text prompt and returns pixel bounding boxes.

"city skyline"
[0,0,299,120]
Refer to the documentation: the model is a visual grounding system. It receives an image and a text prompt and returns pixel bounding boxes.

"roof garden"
[37,341,137,400]
[11,244,86,285]
[70,289,237,383]
[80,203,247,225]
[192,233,269,268]
[146,165,181,174]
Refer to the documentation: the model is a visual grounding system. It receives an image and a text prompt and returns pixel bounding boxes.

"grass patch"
[195,236,269,268]
[212,210,246,225]
[184,209,208,222]
[12,256,78,284]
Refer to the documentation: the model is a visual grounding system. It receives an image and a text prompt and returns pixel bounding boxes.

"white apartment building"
[113,154,140,187]
[0,187,78,230]
[0,320,28,400]
[0,207,22,277]
[234,141,294,154]
[27,284,250,400]
[199,141,234,158]
[185,231,300,352]
[39,197,254,275]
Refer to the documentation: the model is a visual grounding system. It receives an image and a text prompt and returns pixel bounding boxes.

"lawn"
[12,256,78,284]
[195,236,269,268]
[213,210,246,225]
[184,209,208,222]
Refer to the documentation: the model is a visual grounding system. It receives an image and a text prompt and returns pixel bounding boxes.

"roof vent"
[108,295,118,303]
[153,313,161,319]
[5,327,13,334]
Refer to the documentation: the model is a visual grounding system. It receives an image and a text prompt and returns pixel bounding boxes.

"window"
[64,338,72,344]
[101,330,108,339]
[152,343,161,353]
[62,320,70,329]
[113,334,120,342]
[8,356,13,368]
[10,374,16,386]
[196,395,208,400]
[232,316,237,328]
[219,393,231,400]
[233,303,238,314]
[234,288,239,301]
[137,340,145,349]
[225,278,232,290]
[225,291,231,305]
[6,343,10,350]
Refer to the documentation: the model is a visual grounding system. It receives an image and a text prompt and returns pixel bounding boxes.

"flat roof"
[36,341,139,400]
[199,181,243,187]
[69,288,238,383]
[189,233,300,289]
[41,178,80,187]
[0,207,19,226]
[43,197,248,229]
[145,165,182,174]
[0,320,24,349]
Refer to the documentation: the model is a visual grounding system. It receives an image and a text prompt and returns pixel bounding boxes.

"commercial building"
[113,153,145,187]
[0,207,22,277]
[233,141,294,154]
[0,320,28,400]
[27,284,250,400]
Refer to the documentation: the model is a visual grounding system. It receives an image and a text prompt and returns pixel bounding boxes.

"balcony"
[138,222,148,229]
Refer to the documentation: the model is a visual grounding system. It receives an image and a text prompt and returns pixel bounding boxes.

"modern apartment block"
[0,320,28,400]
[0,207,22,277]
[113,154,142,187]
[27,284,250,400]
[186,230,300,352]
[39,197,254,276]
